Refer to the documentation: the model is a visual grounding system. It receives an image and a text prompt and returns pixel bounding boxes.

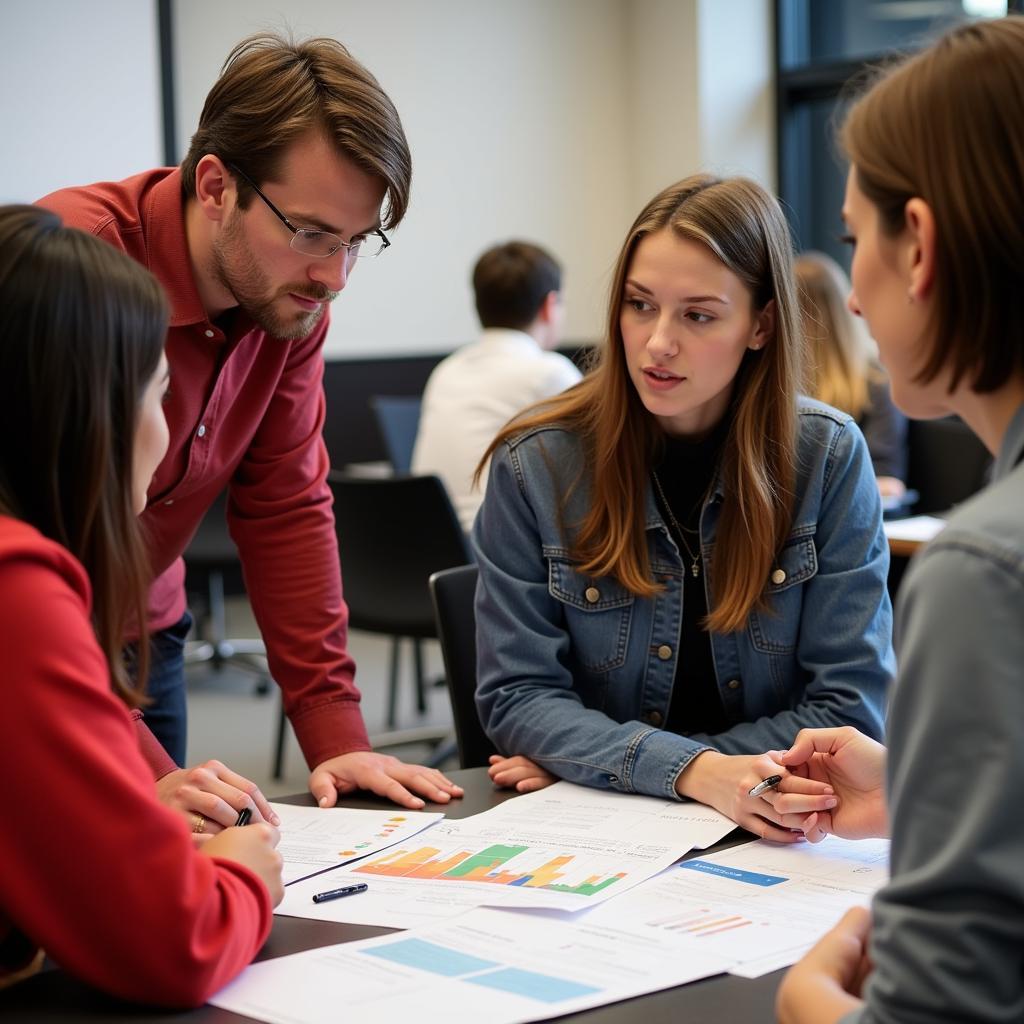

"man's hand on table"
[309,751,465,810]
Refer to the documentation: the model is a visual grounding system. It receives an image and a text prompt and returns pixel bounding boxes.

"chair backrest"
[429,564,495,769]
[906,416,992,515]
[370,395,422,475]
[328,473,471,637]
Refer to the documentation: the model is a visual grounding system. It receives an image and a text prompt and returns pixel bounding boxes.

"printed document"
[276,781,734,926]
[211,905,733,1024]
[583,834,890,977]
[269,802,444,885]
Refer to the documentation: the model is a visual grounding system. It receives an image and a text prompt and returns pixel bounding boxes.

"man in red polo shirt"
[38,34,462,811]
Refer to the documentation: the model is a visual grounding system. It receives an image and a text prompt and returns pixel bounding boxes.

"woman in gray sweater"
[771,15,1024,1024]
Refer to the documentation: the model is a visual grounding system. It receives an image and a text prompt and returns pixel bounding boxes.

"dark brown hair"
[841,15,1024,393]
[473,241,562,330]
[181,32,412,230]
[481,175,801,633]
[0,206,167,705]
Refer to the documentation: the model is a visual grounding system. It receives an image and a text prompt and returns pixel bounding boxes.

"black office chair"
[183,489,270,686]
[370,395,422,475]
[906,416,992,514]
[886,416,994,602]
[429,564,496,769]
[329,472,472,730]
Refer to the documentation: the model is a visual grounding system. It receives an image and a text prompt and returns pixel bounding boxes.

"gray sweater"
[847,401,1024,1023]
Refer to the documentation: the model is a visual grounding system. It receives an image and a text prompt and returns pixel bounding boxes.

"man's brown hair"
[841,16,1024,394]
[181,33,412,229]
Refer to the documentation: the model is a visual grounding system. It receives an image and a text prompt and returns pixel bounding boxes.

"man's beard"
[211,209,338,340]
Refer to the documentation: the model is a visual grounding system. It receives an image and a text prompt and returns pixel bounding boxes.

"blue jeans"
[130,611,193,767]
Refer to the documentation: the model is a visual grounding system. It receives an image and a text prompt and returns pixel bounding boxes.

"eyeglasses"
[227,164,390,259]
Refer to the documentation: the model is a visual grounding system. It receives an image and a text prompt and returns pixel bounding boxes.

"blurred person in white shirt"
[412,240,582,532]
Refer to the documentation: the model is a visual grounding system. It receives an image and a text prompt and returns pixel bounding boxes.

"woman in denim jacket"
[473,175,894,841]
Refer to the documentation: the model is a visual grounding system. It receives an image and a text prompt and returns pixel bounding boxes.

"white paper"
[269,802,444,885]
[583,835,890,977]
[883,515,946,544]
[211,905,733,1024]
[276,782,735,925]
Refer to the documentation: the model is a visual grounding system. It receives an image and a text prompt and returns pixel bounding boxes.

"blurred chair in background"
[905,416,992,515]
[183,489,270,689]
[370,395,422,475]
[429,564,495,769]
[886,415,993,602]
[272,472,468,778]
[329,472,471,731]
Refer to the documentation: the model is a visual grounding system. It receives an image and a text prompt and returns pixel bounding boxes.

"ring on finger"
[192,813,206,834]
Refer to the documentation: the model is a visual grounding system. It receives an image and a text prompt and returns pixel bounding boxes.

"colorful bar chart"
[353,843,627,896]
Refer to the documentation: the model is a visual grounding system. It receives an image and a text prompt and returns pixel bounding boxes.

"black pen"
[312,882,368,904]
[234,807,252,827]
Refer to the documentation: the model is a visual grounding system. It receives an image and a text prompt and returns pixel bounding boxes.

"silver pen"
[748,774,783,798]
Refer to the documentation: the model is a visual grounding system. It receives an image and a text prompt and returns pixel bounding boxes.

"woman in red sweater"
[0,206,283,1005]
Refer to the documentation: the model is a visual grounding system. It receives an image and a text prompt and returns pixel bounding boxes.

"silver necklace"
[651,469,702,578]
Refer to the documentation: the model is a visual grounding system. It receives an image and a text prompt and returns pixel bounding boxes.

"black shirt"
[652,429,730,737]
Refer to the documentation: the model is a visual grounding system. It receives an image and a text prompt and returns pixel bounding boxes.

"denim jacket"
[473,397,894,800]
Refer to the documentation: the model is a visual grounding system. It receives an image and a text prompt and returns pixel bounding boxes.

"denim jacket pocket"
[748,531,818,655]
[548,557,634,673]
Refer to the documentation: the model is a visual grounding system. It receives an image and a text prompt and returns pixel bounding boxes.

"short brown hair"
[841,15,1024,394]
[472,241,562,330]
[181,33,412,229]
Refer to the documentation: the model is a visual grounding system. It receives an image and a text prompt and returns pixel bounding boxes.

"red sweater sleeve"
[227,316,371,768]
[0,532,272,1006]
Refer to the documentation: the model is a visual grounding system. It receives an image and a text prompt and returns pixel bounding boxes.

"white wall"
[697,0,775,184]
[625,0,775,206]
[0,0,162,202]
[172,0,639,356]
[173,0,774,357]
[625,0,703,209]
[1,0,774,358]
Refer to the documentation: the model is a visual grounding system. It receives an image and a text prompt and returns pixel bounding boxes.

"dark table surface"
[0,768,782,1023]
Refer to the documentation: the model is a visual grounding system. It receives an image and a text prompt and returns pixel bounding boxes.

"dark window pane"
[781,95,853,271]
[780,0,1008,69]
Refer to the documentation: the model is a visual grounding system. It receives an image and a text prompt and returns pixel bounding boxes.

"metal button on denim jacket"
[473,397,895,800]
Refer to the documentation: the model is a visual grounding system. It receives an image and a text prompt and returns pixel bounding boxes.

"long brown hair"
[841,15,1024,394]
[181,32,412,230]
[0,206,168,705]
[481,175,801,633]
[795,250,880,418]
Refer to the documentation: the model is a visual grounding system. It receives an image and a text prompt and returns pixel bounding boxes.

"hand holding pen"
[746,751,838,841]
[156,758,280,840]
[765,728,889,842]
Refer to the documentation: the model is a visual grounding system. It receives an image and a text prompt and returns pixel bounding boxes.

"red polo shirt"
[38,168,371,768]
